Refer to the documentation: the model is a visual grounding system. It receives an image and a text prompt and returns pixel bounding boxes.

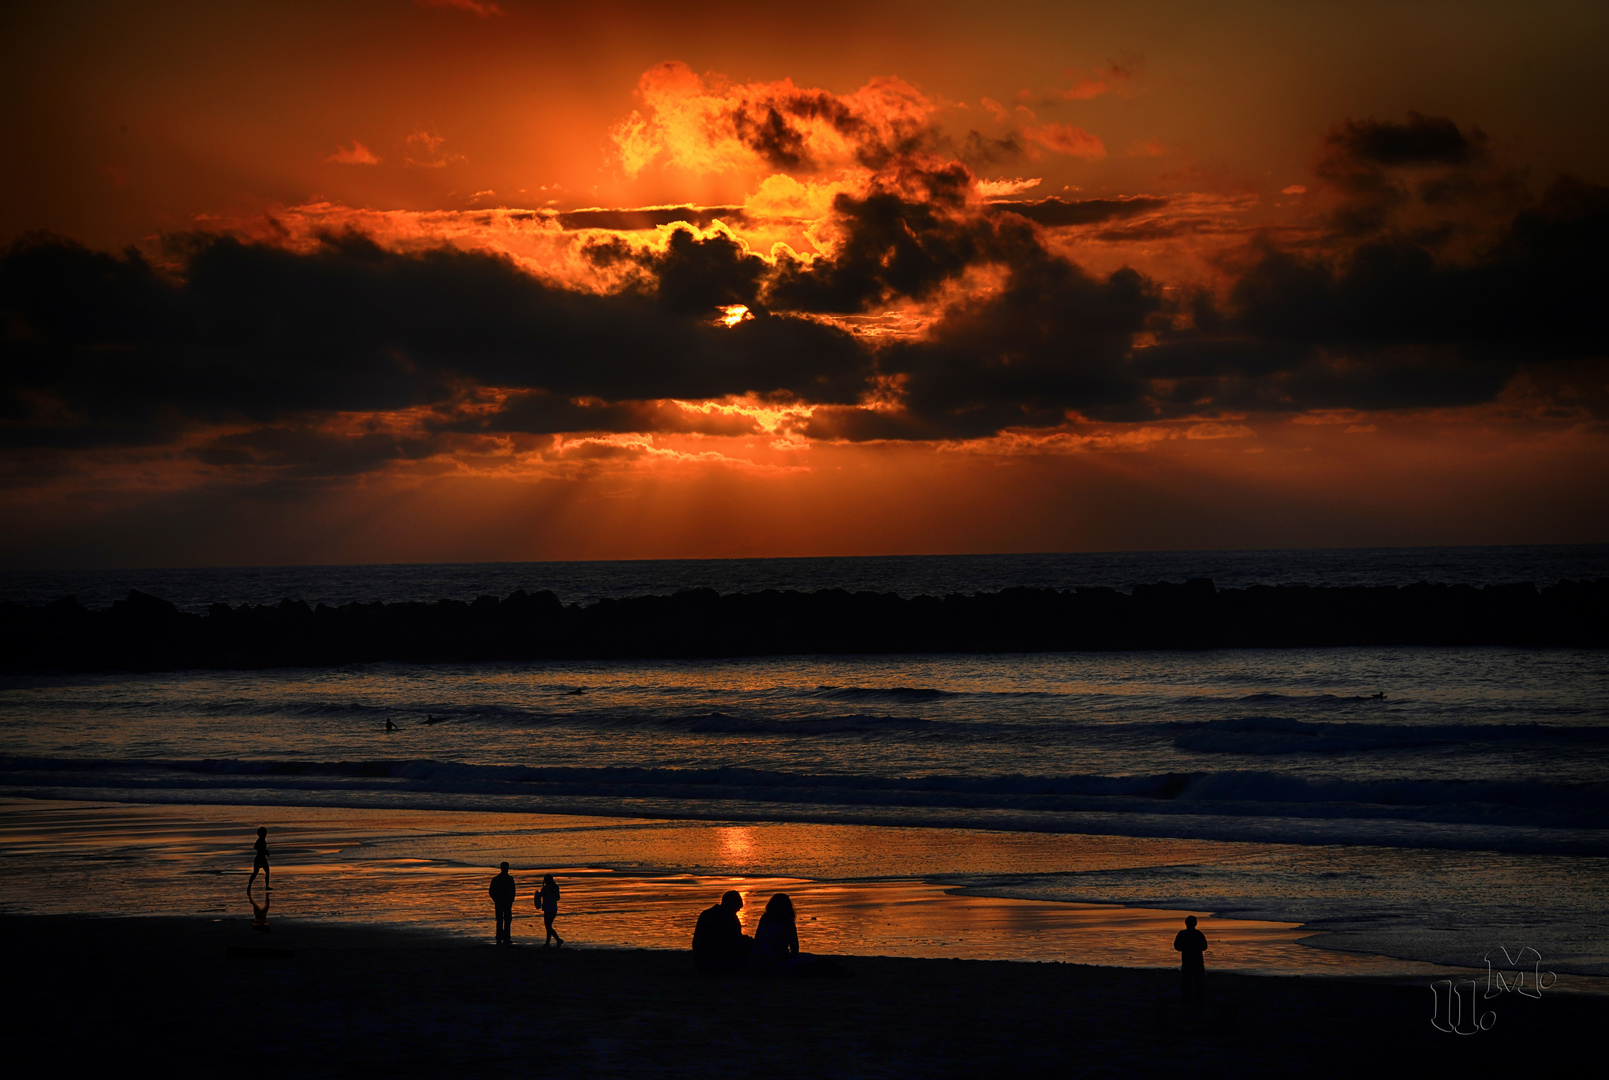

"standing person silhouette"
[247,827,271,892]
[489,862,516,944]
[1174,915,1208,1008]
[538,874,563,946]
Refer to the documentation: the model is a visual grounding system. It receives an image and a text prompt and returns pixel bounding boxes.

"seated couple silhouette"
[692,891,839,977]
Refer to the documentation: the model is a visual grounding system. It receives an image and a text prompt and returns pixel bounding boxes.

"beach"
[3,553,1604,1073]
[5,0,1607,1058]
[4,794,1606,1077]
[5,912,1601,1079]
[4,635,1606,981]
[11,797,1599,980]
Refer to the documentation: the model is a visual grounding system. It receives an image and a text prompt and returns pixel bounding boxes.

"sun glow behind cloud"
[2,7,1607,564]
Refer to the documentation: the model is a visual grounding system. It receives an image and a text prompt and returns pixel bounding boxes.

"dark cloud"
[644,227,768,315]
[1135,176,1609,415]
[583,227,768,316]
[809,237,1162,439]
[958,130,1024,167]
[1093,218,1218,242]
[0,229,871,454]
[4,121,1604,471]
[988,196,1169,228]
[441,393,760,438]
[714,84,928,175]
[1324,111,1484,168]
[767,164,997,314]
[789,160,1607,438]
[1315,112,1516,237]
[783,91,866,140]
[556,206,746,231]
[190,426,436,478]
[733,105,813,170]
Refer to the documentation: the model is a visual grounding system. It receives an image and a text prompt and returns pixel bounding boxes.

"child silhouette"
[247,827,271,892]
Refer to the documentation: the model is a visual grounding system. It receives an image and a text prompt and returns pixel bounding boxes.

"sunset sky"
[2,0,1605,567]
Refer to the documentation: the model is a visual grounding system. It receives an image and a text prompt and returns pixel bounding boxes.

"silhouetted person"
[1174,915,1208,1007]
[251,890,271,933]
[489,862,516,944]
[692,890,750,974]
[749,893,840,976]
[247,827,271,892]
[385,718,398,731]
[750,892,801,973]
[539,874,563,946]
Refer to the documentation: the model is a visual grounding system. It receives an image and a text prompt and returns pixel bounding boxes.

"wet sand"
[0,797,1428,975]
[5,798,1604,1074]
[5,797,1602,983]
[3,913,1601,1079]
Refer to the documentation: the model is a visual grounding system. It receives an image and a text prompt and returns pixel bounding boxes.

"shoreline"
[4,912,1602,1077]
[5,795,1606,989]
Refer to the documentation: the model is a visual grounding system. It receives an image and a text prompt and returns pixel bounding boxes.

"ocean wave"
[1233,692,1394,709]
[4,755,1604,831]
[812,686,958,702]
[1175,716,1609,755]
[632,712,940,735]
[24,695,956,736]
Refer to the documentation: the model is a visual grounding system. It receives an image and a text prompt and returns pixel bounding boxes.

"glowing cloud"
[404,129,463,168]
[1024,59,1141,103]
[612,62,936,178]
[1019,122,1106,159]
[976,177,1042,199]
[326,140,380,165]
[415,0,502,16]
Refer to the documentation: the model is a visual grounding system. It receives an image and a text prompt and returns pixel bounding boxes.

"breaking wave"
[1175,716,1609,755]
[4,755,1605,835]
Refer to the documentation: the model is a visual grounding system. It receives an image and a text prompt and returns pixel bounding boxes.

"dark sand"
[3,915,1598,1078]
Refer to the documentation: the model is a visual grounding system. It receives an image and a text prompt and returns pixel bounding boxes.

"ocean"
[4,543,1607,611]
[2,545,1606,981]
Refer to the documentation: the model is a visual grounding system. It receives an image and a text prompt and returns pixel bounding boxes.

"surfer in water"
[247,826,271,892]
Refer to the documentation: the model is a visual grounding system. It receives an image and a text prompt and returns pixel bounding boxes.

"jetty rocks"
[2,578,1606,672]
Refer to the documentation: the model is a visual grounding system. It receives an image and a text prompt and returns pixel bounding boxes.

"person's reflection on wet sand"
[251,890,271,933]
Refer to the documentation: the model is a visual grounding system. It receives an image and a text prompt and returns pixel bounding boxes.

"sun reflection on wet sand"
[0,799,1499,979]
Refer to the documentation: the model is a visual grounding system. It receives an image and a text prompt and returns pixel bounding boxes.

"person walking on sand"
[1174,915,1208,1008]
[489,862,516,944]
[247,827,271,892]
[538,874,563,946]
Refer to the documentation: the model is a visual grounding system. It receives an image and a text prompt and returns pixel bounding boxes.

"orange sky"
[1,0,1606,566]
